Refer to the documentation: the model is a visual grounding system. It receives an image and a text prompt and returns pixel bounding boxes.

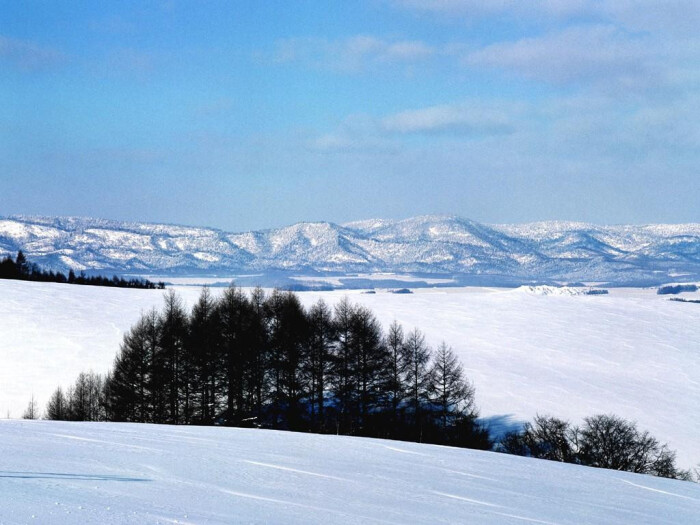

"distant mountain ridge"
[2,214,700,286]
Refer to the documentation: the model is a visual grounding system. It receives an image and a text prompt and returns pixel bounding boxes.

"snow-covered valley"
[1,419,699,524]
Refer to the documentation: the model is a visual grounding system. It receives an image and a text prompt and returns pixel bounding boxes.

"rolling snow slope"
[0,280,698,469]
[1,420,698,524]
[2,215,700,284]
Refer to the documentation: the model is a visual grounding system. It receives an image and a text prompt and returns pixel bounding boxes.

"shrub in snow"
[499,413,691,481]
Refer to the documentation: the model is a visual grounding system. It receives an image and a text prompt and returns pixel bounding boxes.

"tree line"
[45,286,490,449]
[0,250,164,289]
[499,414,692,480]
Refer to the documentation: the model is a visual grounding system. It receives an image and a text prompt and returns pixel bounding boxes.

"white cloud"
[307,114,398,153]
[464,25,663,89]
[308,101,519,155]
[271,35,434,72]
[381,103,515,135]
[393,0,700,30]
[309,133,394,154]
[597,0,700,35]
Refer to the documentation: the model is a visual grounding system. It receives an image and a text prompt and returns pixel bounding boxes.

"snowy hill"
[2,215,700,285]
[2,420,698,524]
[2,280,699,469]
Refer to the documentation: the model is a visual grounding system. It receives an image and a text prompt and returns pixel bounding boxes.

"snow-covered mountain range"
[2,215,700,285]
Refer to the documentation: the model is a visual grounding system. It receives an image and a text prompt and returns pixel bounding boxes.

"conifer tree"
[108,311,159,422]
[46,387,68,420]
[385,321,409,428]
[266,290,309,430]
[246,286,269,422]
[403,328,432,440]
[218,285,254,424]
[330,297,357,433]
[15,250,29,277]
[22,393,39,420]
[349,305,388,432]
[306,299,335,430]
[188,287,221,423]
[429,342,476,431]
[158,291,189,424]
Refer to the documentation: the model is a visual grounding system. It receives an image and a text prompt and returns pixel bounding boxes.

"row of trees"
[0,251,164,289]
[499,414,691,480]
[46,287,490,449]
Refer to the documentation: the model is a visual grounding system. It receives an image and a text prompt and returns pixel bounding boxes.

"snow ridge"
[2,214,700,284]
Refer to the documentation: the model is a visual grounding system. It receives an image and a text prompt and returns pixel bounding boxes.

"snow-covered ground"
[1,420,698,524]
[1,280,698,469]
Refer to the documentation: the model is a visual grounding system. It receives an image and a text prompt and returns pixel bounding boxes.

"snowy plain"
[1,419,699,524]
[0,279,699,472]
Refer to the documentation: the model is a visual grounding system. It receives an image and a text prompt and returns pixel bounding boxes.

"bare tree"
[500,415,575,462]
[577,414,682,477]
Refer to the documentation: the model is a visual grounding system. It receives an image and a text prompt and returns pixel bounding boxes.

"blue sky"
[2,1,699,231]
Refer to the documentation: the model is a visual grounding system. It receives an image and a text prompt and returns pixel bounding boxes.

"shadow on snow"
[0,471,150,482]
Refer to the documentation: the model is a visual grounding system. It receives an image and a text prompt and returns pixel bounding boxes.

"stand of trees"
[46,287,491,450]
[45,372,106,422]
[499,414,691,480]
[41,286,695,481]
[0,251,164,289]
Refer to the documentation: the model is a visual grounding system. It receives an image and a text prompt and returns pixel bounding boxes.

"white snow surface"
[1,420,698,524]
[513,285,589,296]
[1,280,699,470]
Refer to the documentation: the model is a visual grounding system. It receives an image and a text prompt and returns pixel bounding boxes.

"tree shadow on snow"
[479,414,527,442]
[0,471,150,482]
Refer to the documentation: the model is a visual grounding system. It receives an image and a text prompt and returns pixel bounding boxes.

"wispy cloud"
[464,25,659,88]
[264,21,694,95]
[308,100,518,154]
[0,35,66,71]
[306,114,397,153]
[394,0,700,36]
[401,4,700,100]
[269,35,434,72]
[308,133,397,154]
[382,103,515,135]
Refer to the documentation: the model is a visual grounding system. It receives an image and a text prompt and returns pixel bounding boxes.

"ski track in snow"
[241,460,352,482]
[431,491,503,508]
[620,479,700,502]
[382,445,431,456]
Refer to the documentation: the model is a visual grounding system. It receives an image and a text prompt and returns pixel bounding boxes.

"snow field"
[0,280,698,468]
[1,420,698,524]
